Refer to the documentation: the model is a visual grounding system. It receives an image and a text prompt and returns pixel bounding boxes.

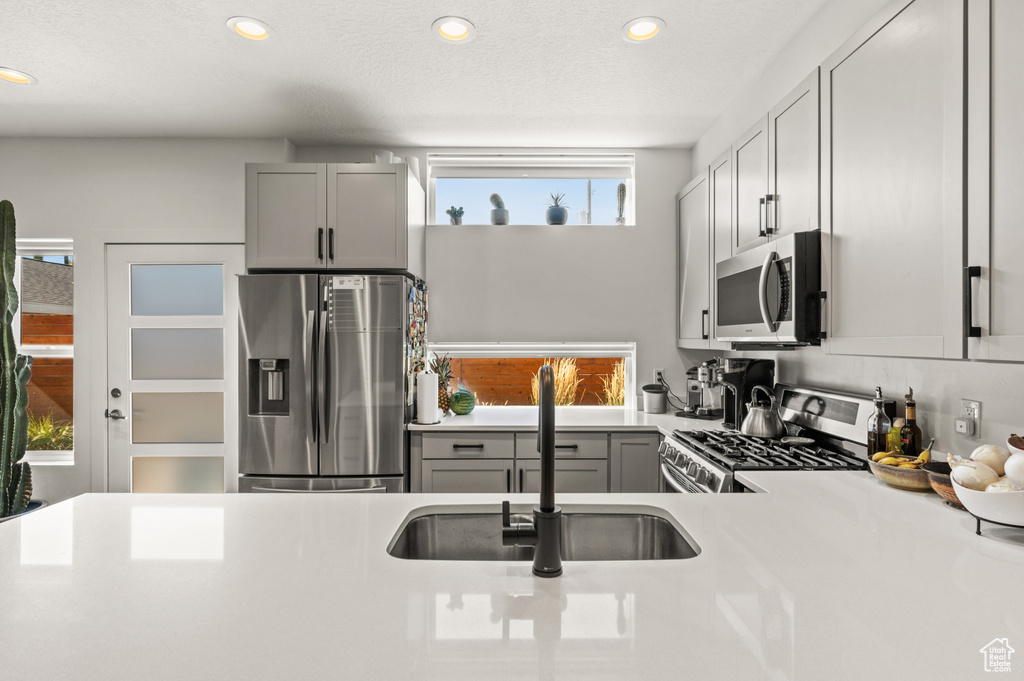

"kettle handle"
[751,385,775,408]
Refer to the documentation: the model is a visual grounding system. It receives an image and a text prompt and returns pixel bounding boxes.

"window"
[429,343,636,410]
[13,239,75,460]
[428,154,635,226]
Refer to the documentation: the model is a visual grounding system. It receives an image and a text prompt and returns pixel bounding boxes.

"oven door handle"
[661,462,700,493]
[757,249,778,332]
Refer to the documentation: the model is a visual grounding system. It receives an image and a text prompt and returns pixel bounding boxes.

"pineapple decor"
[430,353,453,413]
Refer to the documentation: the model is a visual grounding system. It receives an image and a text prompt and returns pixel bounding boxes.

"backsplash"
[729,348,1023,457]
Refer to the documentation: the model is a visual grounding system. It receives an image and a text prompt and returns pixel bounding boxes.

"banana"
[872,450,890,462]
[879,457,901,466]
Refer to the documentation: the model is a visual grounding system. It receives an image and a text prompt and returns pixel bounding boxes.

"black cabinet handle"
[766,194,776,234]
[758,197,767,237]
[554,444,579,449]
[452,444,484,450]
[963,266,981,338]
[506,469,511,493]
[701,309,709,340]
[519,468,524,492]
[328,228,335,261]
[318,228,324,261]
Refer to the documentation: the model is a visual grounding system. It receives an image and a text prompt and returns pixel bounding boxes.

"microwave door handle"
[305,309,316,444]
[757,250,777,332]
[319,309,329,444]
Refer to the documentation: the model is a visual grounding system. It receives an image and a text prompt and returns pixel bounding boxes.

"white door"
[105,244,244,493]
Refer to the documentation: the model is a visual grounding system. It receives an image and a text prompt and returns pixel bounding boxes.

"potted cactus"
[545,192,569,225]
[0,200,35,520]
[445,206,464,225]
[489,193,509,225]
[615,183,627,225]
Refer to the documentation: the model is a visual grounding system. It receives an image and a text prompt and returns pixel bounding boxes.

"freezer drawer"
[238,476,405,493]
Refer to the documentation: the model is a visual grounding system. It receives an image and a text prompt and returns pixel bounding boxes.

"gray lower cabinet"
[515,459,609,494]
[610,433,662,493]
[421,459,513,493]
[513,432,607,459]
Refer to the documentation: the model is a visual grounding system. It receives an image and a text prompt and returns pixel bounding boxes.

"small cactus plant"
[489,193,505,210]
[489,193,509,225]
[445,206,465,225]
[0,199,33,518]
[616,183,627,224]
[547,192,568,208]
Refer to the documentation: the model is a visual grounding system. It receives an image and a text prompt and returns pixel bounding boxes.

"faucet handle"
[502,500,511,528]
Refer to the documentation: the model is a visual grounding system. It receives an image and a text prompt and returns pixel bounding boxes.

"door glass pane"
[132,456,225,494]
[132,392,224,443]
[132,329,223,379]
[131,265,223,316]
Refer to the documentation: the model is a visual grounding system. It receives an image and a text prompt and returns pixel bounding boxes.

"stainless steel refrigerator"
[237,273,426,492]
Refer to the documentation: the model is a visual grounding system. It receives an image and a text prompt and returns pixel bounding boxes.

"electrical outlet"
[959,399,982,439]
[653,369,665,385]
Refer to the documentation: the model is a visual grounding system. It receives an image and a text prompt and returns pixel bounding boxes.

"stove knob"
[658,441,669,455]
[686,461,699,477]
[695,468,710,485]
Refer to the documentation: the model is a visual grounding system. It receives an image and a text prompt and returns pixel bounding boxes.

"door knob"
[105,408,126,420]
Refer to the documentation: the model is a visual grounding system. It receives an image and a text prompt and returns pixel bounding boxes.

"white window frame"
[427,342,637,411]
[13,238,76,465]
[427,153,636,226]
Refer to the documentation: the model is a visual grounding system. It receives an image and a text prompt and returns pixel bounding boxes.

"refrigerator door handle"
[305,309,316,444]
[318,309,329,444]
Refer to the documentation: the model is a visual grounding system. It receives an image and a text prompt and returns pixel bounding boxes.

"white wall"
[0,137,293,501]
[297,145,716,398]
[695,0,1024,453]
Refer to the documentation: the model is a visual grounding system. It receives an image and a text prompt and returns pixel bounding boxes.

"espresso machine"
[679,359,723,420]
[717,358,775,430]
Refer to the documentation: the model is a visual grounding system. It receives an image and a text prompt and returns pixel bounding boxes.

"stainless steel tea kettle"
[740,385,786,438]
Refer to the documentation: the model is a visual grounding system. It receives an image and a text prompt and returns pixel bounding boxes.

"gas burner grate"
[672,429,866,472]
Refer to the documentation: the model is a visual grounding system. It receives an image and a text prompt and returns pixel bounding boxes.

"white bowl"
[1007,436,1024,456]
[952,479,1024,526]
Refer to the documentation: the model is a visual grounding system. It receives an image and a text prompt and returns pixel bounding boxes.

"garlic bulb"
[970,444,1011,476]
[985,478,1021,493]
[948,454,1000,491]
[1004,451,1024,490]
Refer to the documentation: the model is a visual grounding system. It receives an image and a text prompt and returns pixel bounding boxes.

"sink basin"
[387,504,700,561]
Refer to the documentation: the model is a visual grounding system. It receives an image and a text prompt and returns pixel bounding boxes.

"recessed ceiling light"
[431,16,475,42]
[622,17,665,42]
[226,16,272,41]
[0,67,37,85]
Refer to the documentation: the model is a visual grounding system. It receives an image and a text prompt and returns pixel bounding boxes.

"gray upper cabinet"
[731,119,770,256]
[246,162,425,277]
[677,171,711,348]
[822,0,964,359]
[245,164,327,270]
[966,0,1024,361]
[767,70,819,240]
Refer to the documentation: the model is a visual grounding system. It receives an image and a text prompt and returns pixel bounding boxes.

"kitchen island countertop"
[2,473,1021,680]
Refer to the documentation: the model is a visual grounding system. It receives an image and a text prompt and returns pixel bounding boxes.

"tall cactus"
[489,193,505,210]
[616,183,626,219]
[1,200,33,518]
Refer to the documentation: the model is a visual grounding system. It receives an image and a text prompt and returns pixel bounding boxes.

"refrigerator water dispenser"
[249,359,289,415]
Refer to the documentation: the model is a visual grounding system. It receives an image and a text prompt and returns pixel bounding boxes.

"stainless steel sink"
[387,504,700,561]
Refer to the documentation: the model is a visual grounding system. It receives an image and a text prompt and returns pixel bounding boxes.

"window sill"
[24,451,75,466]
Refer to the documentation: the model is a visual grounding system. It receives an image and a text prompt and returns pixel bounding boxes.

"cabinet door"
[966,0,1024,361]
[245,164,326,270]
[822,0,963,359]
[731,117,770,256]
[516,459,609,494]
[327,164,408,270]
[514,432,607,459]
[610,433,661,493]
[421,459,513,493]
[708,150,733,350]
[677,171,711,348]
[768,69,819,239]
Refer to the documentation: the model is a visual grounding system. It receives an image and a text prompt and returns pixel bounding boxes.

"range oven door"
[714,231,820,344]
[660,461,707,493]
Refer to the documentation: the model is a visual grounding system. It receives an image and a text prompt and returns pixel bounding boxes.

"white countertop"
[2,475,1022,680]
[409,405,716,433]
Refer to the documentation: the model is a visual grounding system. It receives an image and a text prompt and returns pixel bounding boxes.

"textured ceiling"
[1,0,829,147]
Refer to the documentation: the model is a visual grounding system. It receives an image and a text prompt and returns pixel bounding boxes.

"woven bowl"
[867,458,933,491]
[921,461,965,510]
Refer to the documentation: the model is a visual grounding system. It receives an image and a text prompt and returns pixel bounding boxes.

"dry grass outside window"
[598,359,625,406]
[530,358,584,406]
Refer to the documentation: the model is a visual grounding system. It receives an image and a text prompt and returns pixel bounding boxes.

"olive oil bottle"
[867,386,891,458]
[900,388,924,457]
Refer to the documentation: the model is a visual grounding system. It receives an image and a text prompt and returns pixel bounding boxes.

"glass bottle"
[867,386,891,458]
[900,387,924,457]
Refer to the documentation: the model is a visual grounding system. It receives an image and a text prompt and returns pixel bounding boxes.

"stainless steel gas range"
[660,384,890,493]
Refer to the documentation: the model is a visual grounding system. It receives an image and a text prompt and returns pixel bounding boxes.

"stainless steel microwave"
[714,231,822,345]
